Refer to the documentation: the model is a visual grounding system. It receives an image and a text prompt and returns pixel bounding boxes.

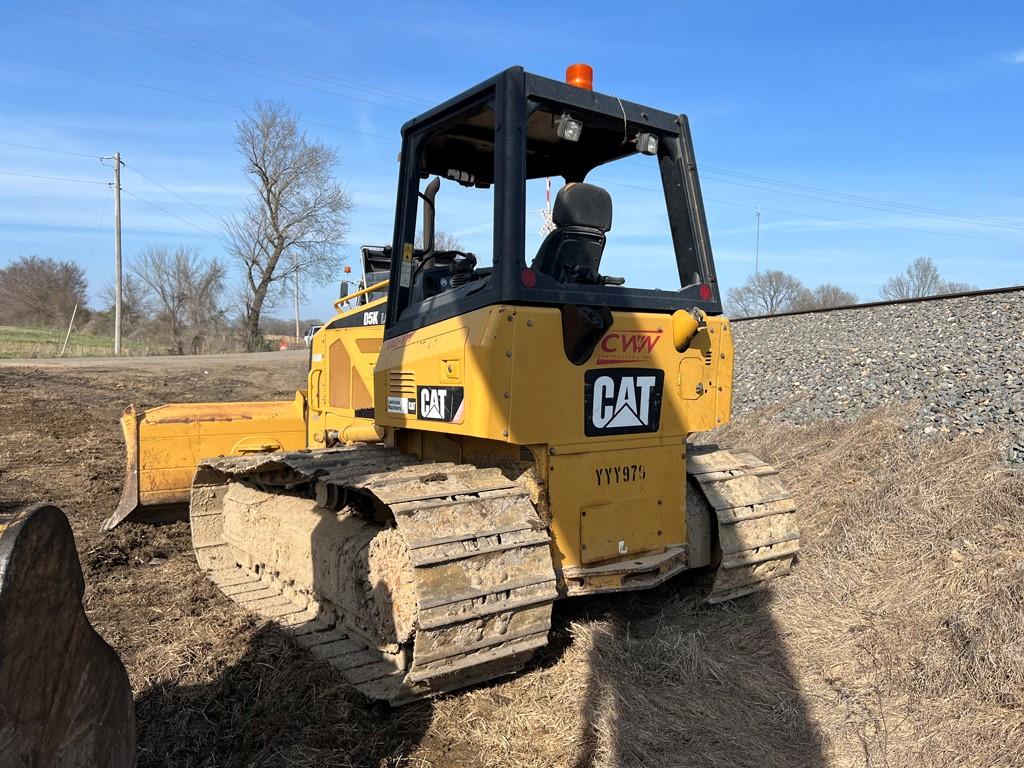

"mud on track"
[1,353,1020,767]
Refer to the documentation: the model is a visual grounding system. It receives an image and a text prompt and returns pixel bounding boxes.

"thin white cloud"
[1001,48,1024,64]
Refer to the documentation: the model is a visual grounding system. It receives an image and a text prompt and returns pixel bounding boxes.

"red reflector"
[520,267,538,288]
[698,283,713,301]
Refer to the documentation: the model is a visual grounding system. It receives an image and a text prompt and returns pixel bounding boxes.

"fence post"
[59,304,78,357]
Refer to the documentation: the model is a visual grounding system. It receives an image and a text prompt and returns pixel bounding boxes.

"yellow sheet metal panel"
[328,338,353,408]
[716,319,734,423]
[507,308,730,446]
[580,497,664,564]
[375,306,512,439]
[546,443,685,571]
[677,357,704,400]
[308,295,386,445]
[375,305,731,447]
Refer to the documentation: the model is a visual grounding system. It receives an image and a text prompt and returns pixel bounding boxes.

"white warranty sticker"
[387,396,416,415]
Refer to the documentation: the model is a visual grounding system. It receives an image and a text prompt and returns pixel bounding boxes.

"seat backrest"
[532,183,613,284]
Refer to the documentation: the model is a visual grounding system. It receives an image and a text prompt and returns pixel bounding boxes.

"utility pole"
[754,206,761,275]
[102,153,124,355]
[293,260,301,342]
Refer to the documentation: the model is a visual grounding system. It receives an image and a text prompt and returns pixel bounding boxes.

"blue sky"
[1,0,1022,320]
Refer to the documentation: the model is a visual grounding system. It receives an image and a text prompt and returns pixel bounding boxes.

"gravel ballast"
[729,289,1024,462]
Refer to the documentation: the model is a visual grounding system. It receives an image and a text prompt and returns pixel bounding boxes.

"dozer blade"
[686,446,800,604]
[103,393,308,530]
[0,504,135,766]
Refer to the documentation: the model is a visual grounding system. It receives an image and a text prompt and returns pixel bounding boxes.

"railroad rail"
[730,283,1024,322]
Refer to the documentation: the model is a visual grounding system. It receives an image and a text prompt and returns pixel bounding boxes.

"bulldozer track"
[686,446,800,603]
[190,445,558,705]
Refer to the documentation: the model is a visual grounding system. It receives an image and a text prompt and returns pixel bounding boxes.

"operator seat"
[531,182,612,284]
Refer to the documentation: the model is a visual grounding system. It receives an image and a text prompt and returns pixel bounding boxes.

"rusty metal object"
[0,504,135,766]
[686,447,800,603]
[190,446,557,705]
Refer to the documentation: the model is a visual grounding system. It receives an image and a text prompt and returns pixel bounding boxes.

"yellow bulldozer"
[105,64,799,704]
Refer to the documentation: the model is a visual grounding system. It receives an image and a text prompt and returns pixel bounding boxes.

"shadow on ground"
[133,625,432,768]
[545,571,827,768]
[132,569,825,768]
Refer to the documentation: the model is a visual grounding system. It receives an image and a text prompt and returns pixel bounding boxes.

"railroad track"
[731,283,1024,322]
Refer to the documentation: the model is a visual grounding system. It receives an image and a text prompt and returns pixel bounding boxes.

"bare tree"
[415,230,464,252]
[880,257,976,300]
[790,283,859,311]
[726,270,806,317]
[814,283,859,307]
[943,280,976,293]
[130,246,225,354]
[0,255,87,328]
[99,274,147,336]
[226,100,353,351]
[260,316,324,335]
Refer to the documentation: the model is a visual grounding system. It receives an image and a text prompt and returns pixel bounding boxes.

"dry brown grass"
[403,407,1024,768]
[4,360,1022,766]
[89,407,1024,767]
[701,407,1024,767]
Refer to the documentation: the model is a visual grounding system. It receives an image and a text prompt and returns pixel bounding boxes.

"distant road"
[0,349,308,370]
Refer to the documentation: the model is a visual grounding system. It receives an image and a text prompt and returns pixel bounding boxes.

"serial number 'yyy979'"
[595,464,646,486]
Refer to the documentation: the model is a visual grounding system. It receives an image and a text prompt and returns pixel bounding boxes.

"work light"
[556,112,582,142]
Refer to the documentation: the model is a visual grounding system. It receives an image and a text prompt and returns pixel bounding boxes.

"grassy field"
[0,326,153,358]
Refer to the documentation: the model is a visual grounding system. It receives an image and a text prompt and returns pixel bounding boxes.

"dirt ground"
[0,354,1021,768]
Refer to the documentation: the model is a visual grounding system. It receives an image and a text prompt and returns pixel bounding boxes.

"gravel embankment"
[730,290,1024,462]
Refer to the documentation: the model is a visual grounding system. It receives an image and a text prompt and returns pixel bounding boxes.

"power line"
[5,149,1020,248]
[83,188,111,262]
[0,54,399,144]
[122,163,222,222]
[599,178,1024,245]
[0,139,99,159]
[5,19,1020,249]
[10,161,1018,248]
[120,187,224,239]
[625,156,1024,234]
[14,5,1020,236]
[0,169,108,185]
[16,11,421,116]
[12,28,1011,239]
[709,197,1024,246]
[0,53,239,107]
[700,171,1024,234]
[25,2,435,107]
[3,142,232,236]
[701,165,1024,230]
